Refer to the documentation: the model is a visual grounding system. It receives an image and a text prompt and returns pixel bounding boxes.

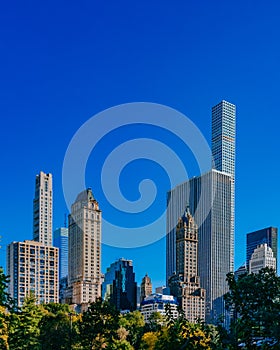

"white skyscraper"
[33,171,53,246]
[68,188,102,308]
[249,243,276,274]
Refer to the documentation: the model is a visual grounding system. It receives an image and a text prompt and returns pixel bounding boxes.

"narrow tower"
[68,188,102,309]
[33,171,53,246]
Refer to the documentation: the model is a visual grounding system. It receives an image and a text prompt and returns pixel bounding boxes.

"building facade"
[103,258,137,312]
[168,207,205,323]
[53,227,69,280]
[33,171,53,246]
[140,274,152,303]
[249,243,276,274]
[68,188,102,307]
[246,227,278,272]
[7,240,59,306]
[166,169,233,325]
[140,293,179,323]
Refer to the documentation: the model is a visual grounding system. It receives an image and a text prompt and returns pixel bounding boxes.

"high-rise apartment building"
[68,188,102,307]
[168,207,205,323]
[246,227,278,272]
[103,258,137,312]
[249,243,276,274]
[33,171,53,246]
[140,274,152,303]
[53,227,68,280]
[166,100,236,326]
[7,240,59,306]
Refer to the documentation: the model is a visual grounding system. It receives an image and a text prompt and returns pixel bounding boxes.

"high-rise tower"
[212,100,236,272]
[33,171,53,246]
[212,100,236,178]
[68,188,102,308]
[166,101,236,326]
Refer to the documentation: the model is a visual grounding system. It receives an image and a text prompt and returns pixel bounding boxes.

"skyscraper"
[169,207,205,322]
[103,258,137,312]
[53,227,69,280]
[7,240,59,306]
[166,170,233,324]
[249,243,276,274]
[212,100,236,178]
[33,171,53,246]
[166,100,236,325]
[212,100,236,272]
[68,188,102,307]
[246,227,278,272]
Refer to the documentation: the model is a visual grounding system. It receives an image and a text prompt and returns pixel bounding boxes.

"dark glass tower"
[103,258,137,312]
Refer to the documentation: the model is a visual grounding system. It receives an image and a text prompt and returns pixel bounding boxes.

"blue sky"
[0,1,279,288]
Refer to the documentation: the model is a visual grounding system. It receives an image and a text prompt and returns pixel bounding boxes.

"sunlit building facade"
[7,240,59,306]
[68,188,102,307]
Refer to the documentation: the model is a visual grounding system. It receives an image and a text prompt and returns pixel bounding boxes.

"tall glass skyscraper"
[102,258,137,312]
[166,100,236,326]
[53,227,68,280]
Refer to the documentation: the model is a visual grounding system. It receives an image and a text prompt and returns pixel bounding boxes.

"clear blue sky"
[1,1,280,288]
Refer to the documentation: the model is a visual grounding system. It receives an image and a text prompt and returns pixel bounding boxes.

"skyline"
[1,1,280,288]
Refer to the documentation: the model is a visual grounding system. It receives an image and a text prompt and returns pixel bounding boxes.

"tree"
[119,310,145,348]
[39,303,79,350]
[0,306,9,349]
[8,294,45,349]
[78,298,120,349]
[225,267,280,347]
[0,267,14,310]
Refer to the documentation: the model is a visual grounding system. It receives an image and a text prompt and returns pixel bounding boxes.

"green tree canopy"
[225,267,280,347]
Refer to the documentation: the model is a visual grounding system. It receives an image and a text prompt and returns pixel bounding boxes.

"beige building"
[68,188,102,307]
[169,207,205,323]
[249,243,276,274]
[7,240,59,306]
[33,171,53,246]
[140,274,152,303]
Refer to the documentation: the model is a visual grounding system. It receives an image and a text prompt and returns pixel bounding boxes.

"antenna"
[64,214,67,228]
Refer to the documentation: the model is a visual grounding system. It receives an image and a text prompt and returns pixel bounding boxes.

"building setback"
[246,227,278,273]
[103,258,137,312]
[7,240,59,306]
[68,188,102,307]
[33,171,53,246]
[166,100,236,327]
